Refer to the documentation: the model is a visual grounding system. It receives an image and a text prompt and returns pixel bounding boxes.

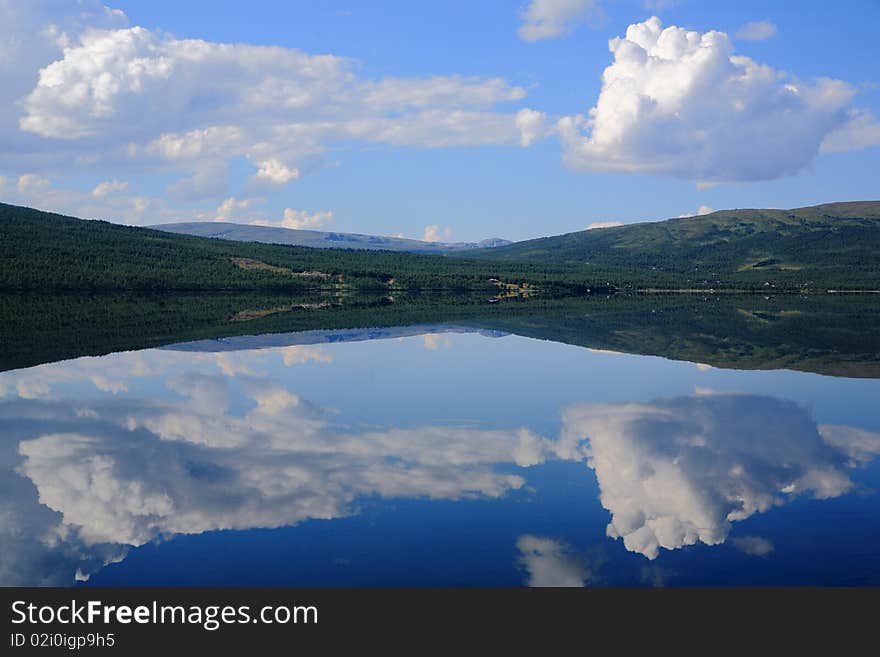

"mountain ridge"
[2,200,879,292]
[150,221,511,254]
[466,201,880,289]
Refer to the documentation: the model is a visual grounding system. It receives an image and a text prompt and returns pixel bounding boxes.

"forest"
[4,201,879,293]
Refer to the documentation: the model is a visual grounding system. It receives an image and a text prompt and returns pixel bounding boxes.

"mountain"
[468,201,880,289]
[2,200,879,292]
[0,202,554,292]
[150,222,511,253]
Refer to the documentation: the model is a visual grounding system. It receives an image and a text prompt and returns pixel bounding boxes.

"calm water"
[2,325,879,586]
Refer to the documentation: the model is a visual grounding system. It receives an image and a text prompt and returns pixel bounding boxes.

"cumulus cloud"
[677,205,715,218]
[0,171,196,226]
[251,159,300,187]
[516,535,591,586]
[0,3,542,222]
[518,0,603,42]
[515,108,548,146]
[735,20,777,42]
[166,161,229,201]
[560,394,861,559]
[276,208,333,230]
[585,221,624,230]
[820,108,880,153]
[15,22,531,163]
[91,180,128,197]
[16,173,50,194]
[245,207,334,231]
[422,225,453,242]
[0,2,128,146]
[214,197,260,223]
[557,17,876,182]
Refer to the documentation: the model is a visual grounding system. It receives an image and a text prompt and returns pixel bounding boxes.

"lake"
[1,295,879,586]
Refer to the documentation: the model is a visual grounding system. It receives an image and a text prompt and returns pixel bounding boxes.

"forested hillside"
[469,202,880,289]
[2,201,879,292]
[0,203,564,292]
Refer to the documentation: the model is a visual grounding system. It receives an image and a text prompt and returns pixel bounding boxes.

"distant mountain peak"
[149,222,511,254]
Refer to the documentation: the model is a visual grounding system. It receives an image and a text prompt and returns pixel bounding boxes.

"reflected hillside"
[2,292,879,377]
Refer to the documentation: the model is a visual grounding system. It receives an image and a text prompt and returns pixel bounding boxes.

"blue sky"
[1,0,878,241]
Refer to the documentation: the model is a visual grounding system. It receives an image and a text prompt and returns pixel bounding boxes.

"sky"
[0,0,878,242]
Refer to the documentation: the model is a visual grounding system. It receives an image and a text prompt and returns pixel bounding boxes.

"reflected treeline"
[2,292,878,377]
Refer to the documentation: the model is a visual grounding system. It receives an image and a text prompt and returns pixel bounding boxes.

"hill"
[468,201,880,290]
[151,222,511,253]
[2,200,879,292]
[0,202,559,292]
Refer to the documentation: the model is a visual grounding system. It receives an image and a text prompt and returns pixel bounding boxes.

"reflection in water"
[0,332,878,585]
[560,394,880,559]
[731,536,774,556]
[0,344,553,585]
[516,536,597,587]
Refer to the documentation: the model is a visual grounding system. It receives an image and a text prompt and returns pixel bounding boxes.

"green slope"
[468,201,880,290]
[0,202,557,292]
[2,200,879,292]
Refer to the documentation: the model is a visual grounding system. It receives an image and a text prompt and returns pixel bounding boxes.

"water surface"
[1,321,879,586]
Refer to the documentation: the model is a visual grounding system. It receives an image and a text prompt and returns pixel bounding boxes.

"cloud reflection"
[516,535,595,587]
[0,343,554,585]
[560,395,880,559]
[1,333,878,585]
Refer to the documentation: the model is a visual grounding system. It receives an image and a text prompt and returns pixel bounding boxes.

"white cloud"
[91,180,128,197]
[557,17,871,182]
[249,208,334,231]
[518,0,603,42]
[585,221,624,230]
[735,20,777,42]
[0,2,128,144]
[252,159,300,186]
[678,205,715,218]
[516,535,591,586]
[3,172,181,225]
[145,126,248,162]
[166,161,229,201]
[820,108,880,153]
[0,5,541,221]
[16,173,50,194]
[16,23,530,158]
[515,108,548,146]
[422,225,452,242]
[214,197,260,223]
